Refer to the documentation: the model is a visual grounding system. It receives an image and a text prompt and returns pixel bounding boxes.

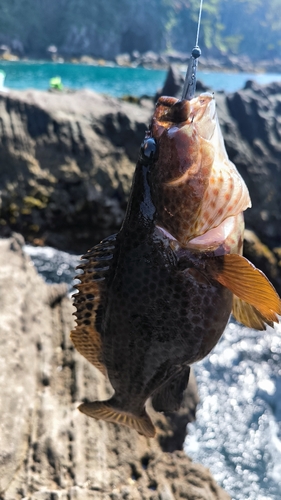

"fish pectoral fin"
[151,366,190,413]
[78,400,156,438]
[208,254,281,326]
[232,296,274,330]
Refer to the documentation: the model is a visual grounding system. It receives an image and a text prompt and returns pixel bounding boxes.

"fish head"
[145,93,251,248]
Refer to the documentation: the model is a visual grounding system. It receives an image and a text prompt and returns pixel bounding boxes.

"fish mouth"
[157,214,241,253]
[188,215,237,249]
[154,92,216,141]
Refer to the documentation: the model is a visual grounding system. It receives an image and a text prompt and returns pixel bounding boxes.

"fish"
[70,91,281,438]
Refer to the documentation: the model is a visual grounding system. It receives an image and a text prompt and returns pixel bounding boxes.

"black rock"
[155,64,184,101]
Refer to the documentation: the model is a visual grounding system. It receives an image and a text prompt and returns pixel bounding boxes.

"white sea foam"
[24,244,80,294]
[185,321,281,500]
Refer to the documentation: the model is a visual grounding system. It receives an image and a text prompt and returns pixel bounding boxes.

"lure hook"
[182,0,204,101]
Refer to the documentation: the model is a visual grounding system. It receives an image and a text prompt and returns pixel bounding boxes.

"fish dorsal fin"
[70,234,117,376]
[232,296,274,330]
[208,253,281,327]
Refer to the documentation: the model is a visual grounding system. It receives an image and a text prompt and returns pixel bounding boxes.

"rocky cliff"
[0,83,281,290]
[0,234,230,500]
[0,89,151,251]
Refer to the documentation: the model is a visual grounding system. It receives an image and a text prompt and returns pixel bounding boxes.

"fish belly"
[100,236,232,413]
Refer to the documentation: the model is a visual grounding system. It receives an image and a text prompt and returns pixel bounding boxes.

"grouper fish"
[71,91,281,438]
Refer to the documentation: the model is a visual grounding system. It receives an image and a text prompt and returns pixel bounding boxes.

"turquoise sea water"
[1,60,281,96]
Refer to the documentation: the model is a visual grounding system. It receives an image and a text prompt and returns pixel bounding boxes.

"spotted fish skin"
[71,93,281,437]
[100,226,232,409]
[72,165,232,435]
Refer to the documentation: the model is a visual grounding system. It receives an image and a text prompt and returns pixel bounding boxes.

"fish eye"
[141,138,157,162]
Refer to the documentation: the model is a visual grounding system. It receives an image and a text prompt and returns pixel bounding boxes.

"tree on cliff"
[0,0,281,60]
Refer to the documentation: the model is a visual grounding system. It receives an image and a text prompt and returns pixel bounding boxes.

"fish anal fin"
[151,366,190,413]
[70,326,107,376]
[71,278,106,375]
[78,400,156,438]
[232,295,273,331]
[208,253,281,325]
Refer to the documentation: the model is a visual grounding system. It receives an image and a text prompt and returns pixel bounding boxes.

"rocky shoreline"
[0,234,230,500]
[2,47,281,74]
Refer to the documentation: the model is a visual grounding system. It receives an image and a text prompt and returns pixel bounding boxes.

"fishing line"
[182,0,204,101]
[195,0,204,48]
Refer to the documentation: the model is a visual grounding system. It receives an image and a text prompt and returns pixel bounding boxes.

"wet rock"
[218,81,281,250]
[138,50,160,67]
[0,234,230,500]
[115,53,131,66]
[155,65,184,101]
[131,50,141,61]
[0,44,10,56]
[164,51,189,65]
[0,89,153,252]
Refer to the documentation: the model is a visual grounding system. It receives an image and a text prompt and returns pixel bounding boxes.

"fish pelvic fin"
[78,400,156,438]
[232,296,274,330]
[208,253,281,329]
[152,366,190,413]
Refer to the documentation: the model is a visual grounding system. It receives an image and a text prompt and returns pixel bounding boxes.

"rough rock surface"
[154,65,184,102]
[0,234,230,500]
[0,89,153,252]
[0,82,281,285]
[217,80,281,249]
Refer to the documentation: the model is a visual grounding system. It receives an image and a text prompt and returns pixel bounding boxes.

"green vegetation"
[0,0,281,60]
